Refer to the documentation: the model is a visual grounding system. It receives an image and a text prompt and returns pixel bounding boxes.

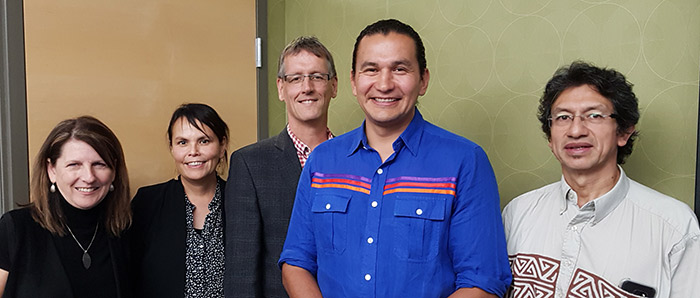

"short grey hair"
[277,36,336,79]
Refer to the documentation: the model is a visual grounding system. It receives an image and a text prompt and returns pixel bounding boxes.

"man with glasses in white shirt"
[502,61,700,298]
[224,36,337,298]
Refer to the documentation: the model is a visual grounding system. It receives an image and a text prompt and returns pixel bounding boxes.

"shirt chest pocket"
[311,194,350,254]
[392,196,446,261]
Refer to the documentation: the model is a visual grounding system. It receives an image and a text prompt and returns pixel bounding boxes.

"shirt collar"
[287,124,334,149]
[208,178,224,212]
[184,176,224,213]
[557,165,630,225]
[287,124,310,155]
[347,107,425,157]
[287,124,334,166]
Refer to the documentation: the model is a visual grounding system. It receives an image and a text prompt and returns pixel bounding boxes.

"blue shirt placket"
[359,141,401,297]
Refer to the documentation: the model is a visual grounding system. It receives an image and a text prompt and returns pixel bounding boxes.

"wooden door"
[23,0,257,191]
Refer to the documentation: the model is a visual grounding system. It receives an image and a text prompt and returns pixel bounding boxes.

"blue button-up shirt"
[279,109,512,297]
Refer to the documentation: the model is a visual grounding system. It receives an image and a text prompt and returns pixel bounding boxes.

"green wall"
[267,0,700,208]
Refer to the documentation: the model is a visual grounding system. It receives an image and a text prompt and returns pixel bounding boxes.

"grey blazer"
[224,129,301,298]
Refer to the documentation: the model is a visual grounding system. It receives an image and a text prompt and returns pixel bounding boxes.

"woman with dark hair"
[0,116,132,298]
[130,103,229,298]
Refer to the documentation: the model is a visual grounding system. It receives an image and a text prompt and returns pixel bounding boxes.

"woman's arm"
[0,268,9,298]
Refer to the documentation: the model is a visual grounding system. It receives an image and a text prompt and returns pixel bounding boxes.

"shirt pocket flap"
[394,196,446,220]
[312,195,351,213]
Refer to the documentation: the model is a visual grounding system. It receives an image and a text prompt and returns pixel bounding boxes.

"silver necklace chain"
[65,222,99,269]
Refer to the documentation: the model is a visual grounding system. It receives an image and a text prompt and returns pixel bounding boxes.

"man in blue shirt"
[279,19,512,298]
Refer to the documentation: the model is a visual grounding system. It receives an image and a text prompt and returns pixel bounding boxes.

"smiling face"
[170,117,227,185]
[47,139,115,210]
[548,85,633,177]
[351,32,429,133]
[277,50,337,127]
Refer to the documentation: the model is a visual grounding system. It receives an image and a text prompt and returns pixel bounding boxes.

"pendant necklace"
[65,222,99,269]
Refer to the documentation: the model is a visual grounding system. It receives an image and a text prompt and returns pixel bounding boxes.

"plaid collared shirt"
[286,124,333,168]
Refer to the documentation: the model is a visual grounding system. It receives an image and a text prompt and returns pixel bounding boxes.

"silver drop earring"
[50,183,56,193]
[109,184,114,192]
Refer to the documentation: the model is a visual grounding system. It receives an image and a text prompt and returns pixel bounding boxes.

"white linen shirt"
[502,168,700,298]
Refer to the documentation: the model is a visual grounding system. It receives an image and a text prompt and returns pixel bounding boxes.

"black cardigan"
[128,177,225,298]
[0,208,130,298]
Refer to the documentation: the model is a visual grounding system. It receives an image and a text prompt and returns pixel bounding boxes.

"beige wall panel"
[24,0,257,193]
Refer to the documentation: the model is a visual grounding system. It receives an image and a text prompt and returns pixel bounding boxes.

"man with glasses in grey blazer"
[224,36,337,298]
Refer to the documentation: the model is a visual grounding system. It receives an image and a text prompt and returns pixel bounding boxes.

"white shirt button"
[364,274,371,281]
[377,168,383,174]
[325,203,331,210]
[572,226,578,231]
[415,208,423,215]
[371,201,378,208]
[367,237,374,244]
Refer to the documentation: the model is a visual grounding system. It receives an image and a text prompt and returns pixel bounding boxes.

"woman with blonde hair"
[0,116,132,298]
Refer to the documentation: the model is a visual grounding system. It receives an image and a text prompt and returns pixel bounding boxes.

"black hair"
[351,19,426,77]
[167,103,230,167]
[537,61,639,164]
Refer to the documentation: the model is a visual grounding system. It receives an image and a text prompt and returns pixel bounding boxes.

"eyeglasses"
[548,112,617,127]
[282,73,331,85]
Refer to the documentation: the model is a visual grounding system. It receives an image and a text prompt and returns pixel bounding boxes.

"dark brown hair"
[30,116,131,237]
